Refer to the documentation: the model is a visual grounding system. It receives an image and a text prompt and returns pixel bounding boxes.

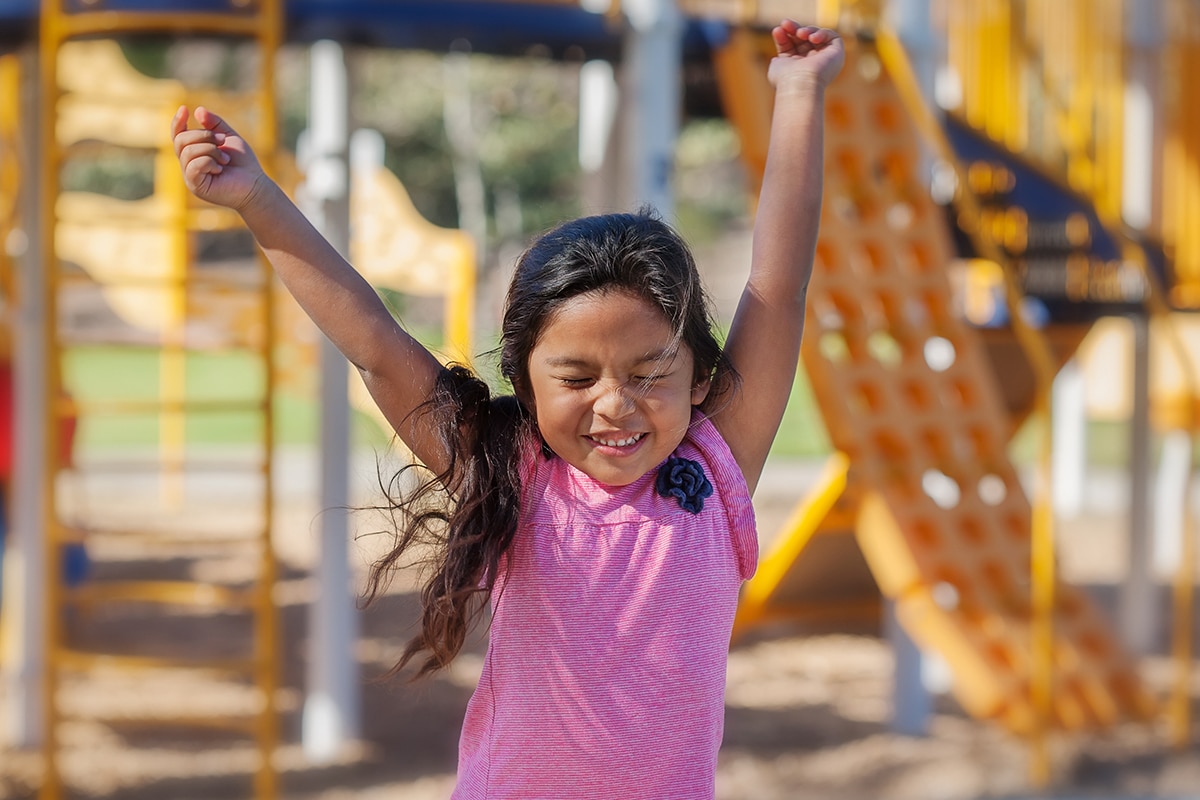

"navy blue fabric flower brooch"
[655,456,713,514]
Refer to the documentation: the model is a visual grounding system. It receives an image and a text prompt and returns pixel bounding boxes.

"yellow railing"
[0,53,18,358]
[944,0,1126,221]
[1163,0,1200,306]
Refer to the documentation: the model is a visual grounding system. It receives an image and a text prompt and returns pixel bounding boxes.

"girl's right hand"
[768,22,844,93]
[170,105,267,211]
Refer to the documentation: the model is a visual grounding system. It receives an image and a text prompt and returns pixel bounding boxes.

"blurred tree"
[348,47,582,273]
[70,41,748,280]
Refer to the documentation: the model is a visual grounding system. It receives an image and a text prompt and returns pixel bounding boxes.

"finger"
[179,139,230,168]
[171,105,193,156]
[195,106,238,138]
[183,153,224,188]
[808,28,839,45]
[175,129,228,162]
[171,105,190,137]
[792,25,822,42]
[773,24,809,54]
[771,25,792,51]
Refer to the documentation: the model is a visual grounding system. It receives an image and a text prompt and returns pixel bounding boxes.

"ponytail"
[362,365,533,680]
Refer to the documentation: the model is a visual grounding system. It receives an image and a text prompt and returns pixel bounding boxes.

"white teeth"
[593,432,644,447]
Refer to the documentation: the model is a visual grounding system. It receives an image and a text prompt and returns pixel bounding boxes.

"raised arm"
[171,106,450,472]
[712,23,844,492]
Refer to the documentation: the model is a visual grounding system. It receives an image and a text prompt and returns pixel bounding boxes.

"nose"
[594,381,635,420]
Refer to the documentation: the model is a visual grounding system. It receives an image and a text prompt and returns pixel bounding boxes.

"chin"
[579,462,647,488]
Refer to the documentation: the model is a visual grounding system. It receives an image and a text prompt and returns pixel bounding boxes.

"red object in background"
[0,363,78,481]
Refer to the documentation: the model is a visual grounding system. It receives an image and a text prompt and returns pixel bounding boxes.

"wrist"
[235,172,280,217]
[772,74,828,101]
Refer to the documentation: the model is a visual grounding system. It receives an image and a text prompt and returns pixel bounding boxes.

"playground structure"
[731,15,1152,748]
[0,0,1198,797]
[722,0,1200,781]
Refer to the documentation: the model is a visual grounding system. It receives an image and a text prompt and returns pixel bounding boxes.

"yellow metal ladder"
[36,1,282,797]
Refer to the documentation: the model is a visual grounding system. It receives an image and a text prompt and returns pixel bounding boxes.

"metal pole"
[299,39,360,761]
[886,0,938,113]
[1121,312,1156,655]
[1122,0,1162,232]
[578,57,619,214]
[4,44,45,749]
[620,0,682,216]
[1052,359,1087,518]
[885,0,939,735]
[885,600,929,736]
[1117,0,1165,661]
[1156,430,1190,575]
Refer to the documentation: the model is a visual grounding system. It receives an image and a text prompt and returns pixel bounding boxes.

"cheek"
[641,385,698,417]
[532,387,587,425]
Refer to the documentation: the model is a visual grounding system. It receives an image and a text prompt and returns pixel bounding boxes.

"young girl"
[173,20,843,799]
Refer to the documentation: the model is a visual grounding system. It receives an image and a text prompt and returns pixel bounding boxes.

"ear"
[690,376,711,407]
[513,379,537,418]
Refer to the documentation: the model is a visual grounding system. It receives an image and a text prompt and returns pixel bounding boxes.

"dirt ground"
[1,447,1199,800]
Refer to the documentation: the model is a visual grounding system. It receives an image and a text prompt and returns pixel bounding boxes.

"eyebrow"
[542,348,676,369]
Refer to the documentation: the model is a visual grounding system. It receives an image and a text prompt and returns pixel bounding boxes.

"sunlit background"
[1,1,1199,798]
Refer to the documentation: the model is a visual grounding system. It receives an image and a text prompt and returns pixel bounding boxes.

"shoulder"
[682,411,758,579]
[683,411,746,488]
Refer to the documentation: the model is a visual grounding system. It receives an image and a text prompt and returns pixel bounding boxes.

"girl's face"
[525,288,710,487]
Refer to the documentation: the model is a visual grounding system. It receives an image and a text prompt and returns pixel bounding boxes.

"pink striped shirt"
[453,413,757,799]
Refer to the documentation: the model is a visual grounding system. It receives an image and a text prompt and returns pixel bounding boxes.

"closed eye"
[558,377,594,387]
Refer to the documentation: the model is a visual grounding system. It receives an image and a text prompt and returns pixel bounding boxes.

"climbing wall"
[725,30,1155,733]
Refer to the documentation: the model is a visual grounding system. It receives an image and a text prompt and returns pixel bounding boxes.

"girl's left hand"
[768,22,845,92]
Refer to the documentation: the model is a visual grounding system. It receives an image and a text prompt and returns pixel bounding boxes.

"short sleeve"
[685,413,758,581]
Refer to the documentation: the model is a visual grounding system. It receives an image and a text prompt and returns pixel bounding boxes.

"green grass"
[63,346,390,449]
[65,344,1136,469]
[61,343,831,457]
[1008,416,1136,469]
[768,369,832,459]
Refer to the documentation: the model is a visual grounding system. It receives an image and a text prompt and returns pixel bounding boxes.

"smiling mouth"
[587,432,646,448]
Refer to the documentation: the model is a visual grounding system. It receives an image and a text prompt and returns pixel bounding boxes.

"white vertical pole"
[1122,0,1162,232]
[884,0,940,735]
[886,0,938,109]
[299,39,360,760]
[1118,0,1163,657]
[1122,313,1156,655]
[579,60,618,174]
[443,48,488,263]
[620,0,682,216]
[886,601,929,736]
[1052,360,1087,518]
[4,45,45,748]
[1155,429,1190,576]
[578,57,620,213]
